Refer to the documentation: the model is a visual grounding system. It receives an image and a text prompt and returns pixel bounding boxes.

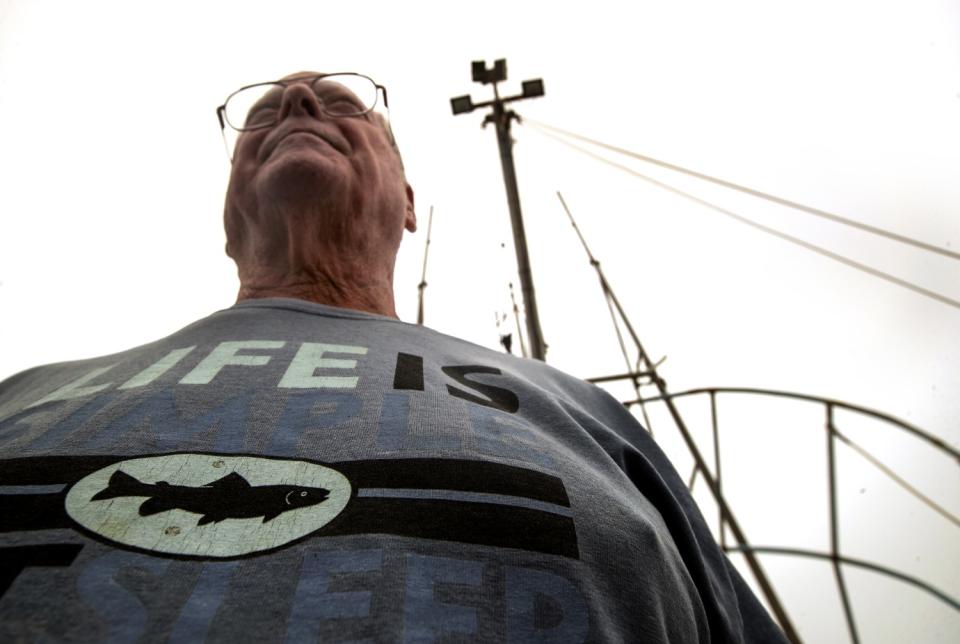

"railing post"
[827,403,860,644]
[710,390,725,550]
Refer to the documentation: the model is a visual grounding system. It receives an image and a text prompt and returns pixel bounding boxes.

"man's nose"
[278,83,323,120]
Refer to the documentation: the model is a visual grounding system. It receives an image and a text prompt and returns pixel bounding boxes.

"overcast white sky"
[1,1,958,641]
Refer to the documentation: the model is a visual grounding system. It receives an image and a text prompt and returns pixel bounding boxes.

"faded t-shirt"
[0,298,786,643]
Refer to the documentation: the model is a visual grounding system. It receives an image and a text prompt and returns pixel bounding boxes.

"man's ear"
[404,183,417,232]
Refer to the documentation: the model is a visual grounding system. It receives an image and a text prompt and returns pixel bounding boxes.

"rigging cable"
[525,118,960,262]
[531,127,960,311]
[833,426,959,529]
[634,352,655,437]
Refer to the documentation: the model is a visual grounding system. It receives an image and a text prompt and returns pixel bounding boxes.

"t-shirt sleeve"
[563,381,790,643]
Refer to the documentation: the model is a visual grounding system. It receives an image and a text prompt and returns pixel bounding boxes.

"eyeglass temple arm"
[215,106,233,163]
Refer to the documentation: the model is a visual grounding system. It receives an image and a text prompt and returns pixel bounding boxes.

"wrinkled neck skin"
[228,196,400,319]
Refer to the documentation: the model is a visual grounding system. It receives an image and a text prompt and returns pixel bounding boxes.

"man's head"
[222,71,416,317]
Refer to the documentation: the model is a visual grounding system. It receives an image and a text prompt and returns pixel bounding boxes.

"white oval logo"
[65,454,351,558]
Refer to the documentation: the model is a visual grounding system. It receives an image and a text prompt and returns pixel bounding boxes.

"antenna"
[451,59,548,361]
[556,191,800,642]
[509,282,528,358]
[416,206,435,326]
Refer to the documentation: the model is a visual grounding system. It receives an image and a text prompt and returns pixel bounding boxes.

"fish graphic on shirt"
[90,469,330,525]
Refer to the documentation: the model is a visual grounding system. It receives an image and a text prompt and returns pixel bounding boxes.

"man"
[0,72,788,642]
[222,72,416,315]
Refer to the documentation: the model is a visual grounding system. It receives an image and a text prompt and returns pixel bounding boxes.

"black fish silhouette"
[90,469,330,525]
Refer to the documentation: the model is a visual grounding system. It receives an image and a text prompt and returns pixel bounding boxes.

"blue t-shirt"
[0,298,786,642]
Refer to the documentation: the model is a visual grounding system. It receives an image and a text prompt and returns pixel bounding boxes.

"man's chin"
[256,150,346,211]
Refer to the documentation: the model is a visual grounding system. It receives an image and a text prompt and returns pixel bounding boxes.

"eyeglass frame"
[215,72,395,162]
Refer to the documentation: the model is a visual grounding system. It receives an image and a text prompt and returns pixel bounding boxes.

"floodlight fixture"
[471,61,486,82]
[492,59,507,83]
[450,95,474,115]
[521,79,545,98]
[471,59,508,85]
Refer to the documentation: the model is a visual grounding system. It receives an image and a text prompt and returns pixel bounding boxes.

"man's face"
[224,72,415,269]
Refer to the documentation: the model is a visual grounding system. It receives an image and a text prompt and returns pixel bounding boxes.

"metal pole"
[509,282,529,358]
[555,193,799,641]
[492,101,547,361]
[416,206,434,326]
[827,405,860,644]
[608,283,801,643]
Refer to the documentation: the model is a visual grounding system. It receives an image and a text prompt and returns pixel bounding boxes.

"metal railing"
[630,387,960,643]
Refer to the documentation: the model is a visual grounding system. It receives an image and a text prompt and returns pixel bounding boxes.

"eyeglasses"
[215,73,391,161]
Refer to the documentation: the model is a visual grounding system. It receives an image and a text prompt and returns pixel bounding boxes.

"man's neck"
[226,193,408,320]
[236,266,399,318]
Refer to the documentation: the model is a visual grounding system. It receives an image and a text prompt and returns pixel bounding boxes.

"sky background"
[1,0,958,641]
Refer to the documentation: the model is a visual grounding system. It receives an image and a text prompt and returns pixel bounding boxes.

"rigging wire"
[688,464,700,491]
[534,128,960,311]
[834,426,959,529]
[605,292,632,376]
[603,288,655,436]
[525,118,960,263]
[635,353,655,436]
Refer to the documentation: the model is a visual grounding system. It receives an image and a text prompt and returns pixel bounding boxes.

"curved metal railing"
[630,387,960,643]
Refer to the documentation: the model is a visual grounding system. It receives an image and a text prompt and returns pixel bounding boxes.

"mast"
[451,59,548,361]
